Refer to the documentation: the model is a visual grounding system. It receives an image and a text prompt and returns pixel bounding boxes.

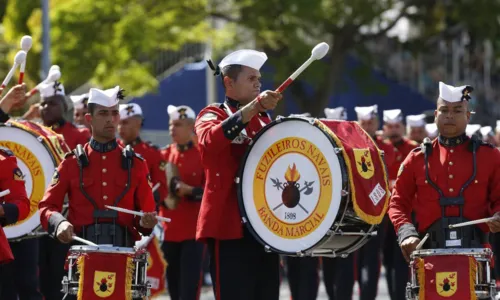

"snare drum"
[407,248,495,299]
[0,120,70,240]
[62,245,150,299]
[237,116,391,257]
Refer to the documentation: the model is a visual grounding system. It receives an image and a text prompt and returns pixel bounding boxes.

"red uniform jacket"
[389,135,500,242]
[195,99,271,240]
[160,142,204,242]
[38,139,156,241]
[388,138,419,186]
[0,148,30,263]
[118,138,168,205]
[374,136,396,180]
[51,119,91,149]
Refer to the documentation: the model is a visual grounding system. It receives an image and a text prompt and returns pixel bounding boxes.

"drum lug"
[5,122,11,127]
[241,216,247,224]
[264,245,271,253]
[341,190,349,196]
[295,251,305,257]
[276,115,284,121]
[334,147,342,154]
[37,136,44,142]
[234,177,240,184]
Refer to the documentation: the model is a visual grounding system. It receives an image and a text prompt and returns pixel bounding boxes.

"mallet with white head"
[26,69,61,98]
[18,35,32,84]
[1,51,26,92]
[275,42,329,93]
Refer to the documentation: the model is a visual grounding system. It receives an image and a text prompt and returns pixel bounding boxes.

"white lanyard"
[223,103,266,136]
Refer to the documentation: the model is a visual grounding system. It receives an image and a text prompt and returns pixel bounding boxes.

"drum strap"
[223,103,266,137]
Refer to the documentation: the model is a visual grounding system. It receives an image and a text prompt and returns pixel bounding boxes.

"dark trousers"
[286,256,319,300]
[39,236,70,300]
[161,239,205,300]
[382,221,408,300]
[207,231,280,300]
[321,257,335,299]
[0,238,43,300]
[493,233,500,280]
[357,231,382,300]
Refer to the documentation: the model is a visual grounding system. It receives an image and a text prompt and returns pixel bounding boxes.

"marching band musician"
[70,93,91,131]
[382,109,418,300]
[38,86,158,300]
[389,82,500,264]
[160,104,206,300]
[0,147,35,299]
[117,103,168,208]
[38,80,91,149]
[195,49,281,299]
[406,114,428,144]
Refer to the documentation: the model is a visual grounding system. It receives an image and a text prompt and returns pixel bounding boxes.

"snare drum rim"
[411,248,493,258]
[236,117,349,255]
[69,245,139,255]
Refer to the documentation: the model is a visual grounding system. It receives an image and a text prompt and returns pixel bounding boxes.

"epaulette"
[64,151,75,159]
[146,141,160,150]
[207,103,224,109]
[134,152,144,161]
[0,146,13,157]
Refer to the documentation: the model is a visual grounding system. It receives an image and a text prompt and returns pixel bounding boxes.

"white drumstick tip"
[14,50,27,65]
[311,42,329,60]
[20,36,32,52]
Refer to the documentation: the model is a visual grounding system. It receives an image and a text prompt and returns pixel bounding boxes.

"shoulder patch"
[134,152,144,161]
[199,112,218,122]
[0,146,13,157]
[13,168,24,181]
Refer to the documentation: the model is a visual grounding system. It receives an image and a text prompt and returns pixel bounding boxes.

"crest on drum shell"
[353,149,374,180]
[94,271,116,296]
[13,168,24,181]
[436,272,457,297]
[270,163,315,213]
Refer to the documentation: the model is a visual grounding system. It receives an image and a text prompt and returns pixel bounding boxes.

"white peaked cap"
[406,114,426,128]
[466,124,481,137]
[70,94,89,110]
[39,81,65,98]
[383,109,403,124]
[324,107,347,120]
[354,105,378,121]
[168,105,196,120]
[426,123,438,138]
[439,81,473,103]
[119,103,143,120]
[480,126,493,137]
[88,86,121,107]
[219,49,268,71]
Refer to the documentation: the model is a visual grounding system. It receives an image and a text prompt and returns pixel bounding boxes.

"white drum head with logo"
[239,118,344,253]
[0,124,57,239]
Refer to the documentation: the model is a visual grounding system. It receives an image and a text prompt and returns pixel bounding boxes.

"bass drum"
[0,120,70,240]
[237,116,391,257]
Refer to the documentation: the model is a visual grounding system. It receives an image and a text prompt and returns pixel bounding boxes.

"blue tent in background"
[131,56,435,131]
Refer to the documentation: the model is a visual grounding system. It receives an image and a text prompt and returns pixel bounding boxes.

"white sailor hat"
[406,114,426,128]
[70,94,89,110]
[88,86,123,107]
[219,49,268,71]
[383,109,403,124]
[466,124,481,137]
[39,81,65,98]
[324,107,347,120]
[480,126,494,138]
[119,103,143,120]
[168,105,196,121]
[354,105,378,121]
[425,123,438,138]
[439,81,473,103]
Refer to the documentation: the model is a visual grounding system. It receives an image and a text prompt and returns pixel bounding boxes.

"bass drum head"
[0,123,57,239]
[238,117,344,254]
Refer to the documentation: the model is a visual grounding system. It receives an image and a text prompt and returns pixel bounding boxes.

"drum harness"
[421,136,486,249]
[73,144,135,247]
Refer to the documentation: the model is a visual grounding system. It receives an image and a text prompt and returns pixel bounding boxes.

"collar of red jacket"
[51,118,66,130]
[438,133,468,147]
[90,138,118,153]
[176,140,194,152]
[127,137,142,147]
[225,97,241,109]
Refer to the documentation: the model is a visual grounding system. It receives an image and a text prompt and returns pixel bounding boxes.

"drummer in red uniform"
[117,103,168,208]
[39,81,90,149]
[70,93,91,131]
[0,147,33,299]
[382,108,418,300]
[389,82,500,263]
[38,86,158,300]
[405,114,428,144]
[160,104,205,300]
[195,49,281,299]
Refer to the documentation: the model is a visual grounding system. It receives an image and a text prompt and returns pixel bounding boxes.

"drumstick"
[26,69,61,98]
[1,51,26,92]
[0,189,11,197]
[18,36,32,84]
[275,42,329,93]
[152,182,160,193]
[72,235,98,246]
[415,233,429,250]
[104,205,171,223]
[448,217,496,229]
